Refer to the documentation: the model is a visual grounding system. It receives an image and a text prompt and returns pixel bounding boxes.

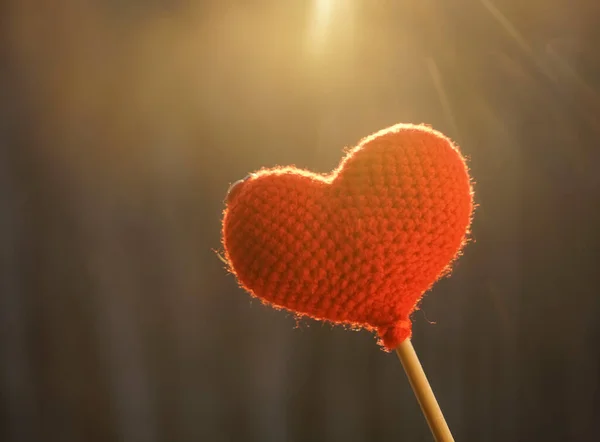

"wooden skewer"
[395,339,454,442]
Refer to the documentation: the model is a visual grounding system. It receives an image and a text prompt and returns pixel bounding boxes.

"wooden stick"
[395,339,454,442]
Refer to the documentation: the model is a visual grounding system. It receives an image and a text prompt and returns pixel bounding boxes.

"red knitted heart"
[222,123,473,350]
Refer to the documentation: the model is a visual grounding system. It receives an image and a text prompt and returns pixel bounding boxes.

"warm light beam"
[305,0,337,55]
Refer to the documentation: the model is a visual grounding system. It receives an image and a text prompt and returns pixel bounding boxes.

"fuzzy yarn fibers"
[222,124,473,350]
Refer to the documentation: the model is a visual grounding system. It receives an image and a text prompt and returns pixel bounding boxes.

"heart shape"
[222,124,473,350]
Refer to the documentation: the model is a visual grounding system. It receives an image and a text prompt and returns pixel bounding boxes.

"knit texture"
[222,123,473,350]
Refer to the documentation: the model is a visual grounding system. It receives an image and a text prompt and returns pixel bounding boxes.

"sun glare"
[305,0,343,56]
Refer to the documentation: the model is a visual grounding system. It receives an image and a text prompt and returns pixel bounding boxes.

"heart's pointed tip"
[377,320,412,351]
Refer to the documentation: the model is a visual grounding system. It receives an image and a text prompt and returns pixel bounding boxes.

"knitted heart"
[222,123,473,350]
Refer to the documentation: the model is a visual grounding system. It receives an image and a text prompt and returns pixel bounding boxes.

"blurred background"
[1,0,599,441]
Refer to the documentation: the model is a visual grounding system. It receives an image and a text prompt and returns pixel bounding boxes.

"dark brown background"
[1,1,599,441]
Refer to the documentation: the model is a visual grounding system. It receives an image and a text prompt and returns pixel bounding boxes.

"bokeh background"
[2,1,600,441]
